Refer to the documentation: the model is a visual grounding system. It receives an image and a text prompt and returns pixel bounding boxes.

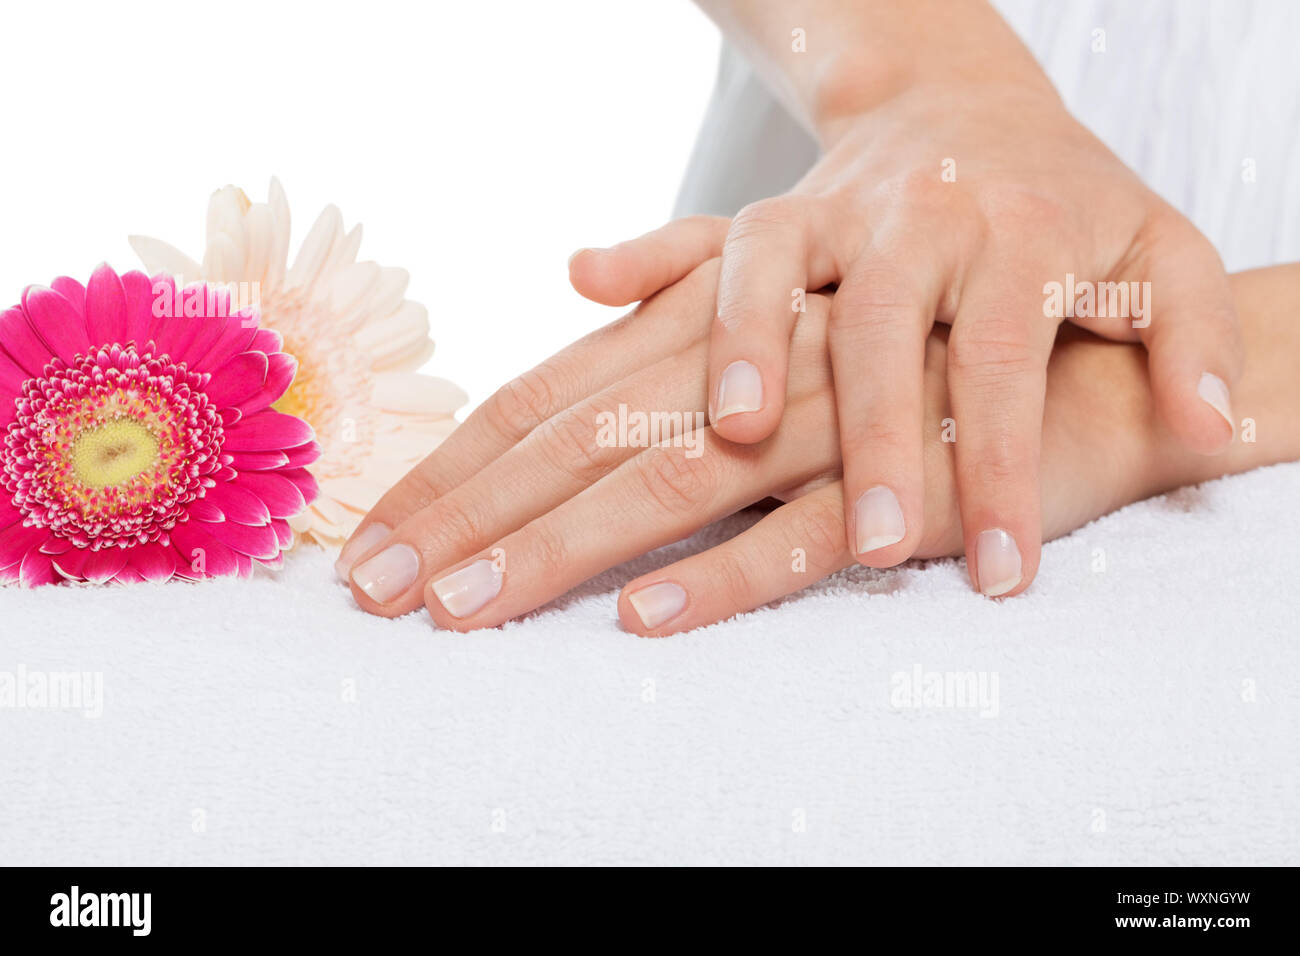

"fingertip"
[1153,365,1236,455]
[619,580,688,637]
[710,359,781,443]
[568,247,632,305]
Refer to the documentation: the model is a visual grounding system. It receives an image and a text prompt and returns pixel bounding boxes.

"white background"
[0,0,718,411]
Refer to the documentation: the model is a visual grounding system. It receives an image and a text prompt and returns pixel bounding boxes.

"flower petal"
[169,521,239,578]
[226,450,289,471]
[50,277,87,313]
[237,470,306,518]
[22,284,91,366]
[0,522,49,568]
[203,350,268,408]
[120,270,157,348]
[210,519,279,560]
[19,548,59,587]
[128,235,203,280]
[82,546,128,584]
[222,411,314,451]
[1,306,53,376]
[85,263,128,350]
[234,352,296,415]
[205,481,271,526]
[127,542,178,583]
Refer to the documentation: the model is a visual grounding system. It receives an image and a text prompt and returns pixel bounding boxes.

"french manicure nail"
[351,542,420,604]
[976,528,1022,597]
[431,559,503,619]
[715,360,763,420]
[1197,371,1235,434]
[627,581,687,629]
[855,485,905,555]
[334,522,391,582]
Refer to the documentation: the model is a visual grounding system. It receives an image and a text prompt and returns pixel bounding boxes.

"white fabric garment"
[2,1,1298,865]
[677,0,1300,272]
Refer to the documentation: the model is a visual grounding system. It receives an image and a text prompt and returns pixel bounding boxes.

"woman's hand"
[336,260,1298,635]
[570,5,1241,599]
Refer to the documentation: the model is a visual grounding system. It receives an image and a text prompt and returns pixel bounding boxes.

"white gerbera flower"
[130,177,466,546]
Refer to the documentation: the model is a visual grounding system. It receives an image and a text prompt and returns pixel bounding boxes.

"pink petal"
[127,542,178,583]
[186,496,224,522]
[237,470,307,518]
[192,317,258,374]
[203,350,268,408]
[169,521,239,578]
[146,273,183,350]
[50,276,86,313]
[0,522,49,567]
[19,548,58,587]
[205,481,271,526]
[82,546,128,584]
[275,466,320,507]
[84,263,128,350]
[222,411,314,451]
[270,518,293,549]
[249,328,282,354]
[0,306,54,376]
[235,352,297,415]
[120,270,158,348]
[227,450,290,471]
[0,346,29,396]
[283,442,322,468]
[208,519,279,560]
[22,285,91,366]
[52,547,90,580]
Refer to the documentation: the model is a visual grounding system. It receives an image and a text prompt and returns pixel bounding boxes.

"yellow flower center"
[71,418,161,489]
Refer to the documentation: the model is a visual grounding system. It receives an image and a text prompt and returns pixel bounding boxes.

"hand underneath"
[335,260,1294,635]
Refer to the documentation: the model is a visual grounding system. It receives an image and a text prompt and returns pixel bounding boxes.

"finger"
[421,395,840,631]
[618,482,854,636]
[709,197,816,444]
[830,252,937,569]
[568,216,730,306]
[1137,226,1243,455]
[336,258,723,578]
[947,268,1056,598]
[345,337,713,617]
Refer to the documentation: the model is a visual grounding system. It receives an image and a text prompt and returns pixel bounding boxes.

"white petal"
[353,300,430,363]
[127,236,202,282]
[202,233,243,286]
[322,260,380,318]
[284,204,342,291]
[242,203,274,288]
[371,372,468,414]
[266,177,291,291]
[324,223,363,276]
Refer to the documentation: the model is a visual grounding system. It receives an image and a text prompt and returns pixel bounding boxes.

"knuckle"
[842,418,914,459]
[884,168,951,214]
[788,498,848,567]
[708,548,755,608]
[979,184,1070,232]
[429,494,487,554]
[634,446,718,517]
[534,406,613,486]
[520,520,568,574]
[729,197,802,239]
[947,324,1038,381]
[832,268,922,338]
[485,364,563,440]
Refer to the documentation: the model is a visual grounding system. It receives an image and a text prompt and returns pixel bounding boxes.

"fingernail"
[351,542,420,604]
[334,522,391,582]
[715,360,763,420]
[854,486,905,554]
[1197,371,1235,434]
[627,581,687,629]
[431,559,503,619]
[975,528,1022,597]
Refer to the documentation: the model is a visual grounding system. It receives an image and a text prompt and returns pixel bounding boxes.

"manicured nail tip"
[975,528,1022,598]
[980,574,1022,598]
[432,558,503,619]
[627,581,687,629]
[714,360,763,420]
[854,486,906,555]
[334,522,391,583]
[1196,371,1235,432]
[352,541,420,605]
[859,533,905,553]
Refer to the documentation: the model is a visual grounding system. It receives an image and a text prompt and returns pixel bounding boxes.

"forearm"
[695,0,1054,143]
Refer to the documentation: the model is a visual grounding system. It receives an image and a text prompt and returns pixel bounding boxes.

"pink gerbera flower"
[0,263,320,586]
